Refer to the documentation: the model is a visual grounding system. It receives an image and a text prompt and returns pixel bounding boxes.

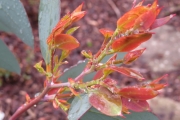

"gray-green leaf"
[68,94,91,120]
[38,0,60,63]
[0,40,20,74]
[81,108,159,120]
[0,0,34,48]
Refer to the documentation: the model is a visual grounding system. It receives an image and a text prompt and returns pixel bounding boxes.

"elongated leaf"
[104,66,144,81]
[150,14,176,30]
[81,108,159,120]
[39,0,60,63]
[0,40,20,74]
[119,87,158,100]
[0,0,34,47]
[68,94,91,120]
[59,53,125,82]
[112,33,152,52]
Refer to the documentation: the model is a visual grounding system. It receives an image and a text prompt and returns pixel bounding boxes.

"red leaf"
[117,6,148,33]
[105,66,144,81]
[122,97,150,112]
[119,87,158,100]
[48,88,59,95]
[93,70,104,80]
[71,3,86,22]
[150,14,176,30]
[71,11,86,23]
[47,15,71,44]
[112,33,152,52]
[134,8,157,31]
[89,87,123,116]
[99,28,114,38]
[72,3,84,13]
[147,74,168,90]
[54,34,79,50]
[123,48,146,64]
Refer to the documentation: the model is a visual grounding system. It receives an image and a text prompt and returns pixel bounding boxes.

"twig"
[106,0,121,17]
[9,87,50,120]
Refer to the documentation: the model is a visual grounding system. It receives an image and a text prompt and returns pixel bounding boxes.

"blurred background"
[0,0,180,119]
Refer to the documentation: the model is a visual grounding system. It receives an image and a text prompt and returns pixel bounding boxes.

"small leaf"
[66,26,80,35]
[25,93,31,103]
[122,97,150,112]
[68,94,91,120]
[119,87,158,100]
[89,87,123,116]
[150,14,176,30]
[71,3,86,23]
[34,61,45,73]
[0,40,20,74]
[39,0,60,63]
[123,48,146,64]
[105,66,144,81]
[99,28,114,38]
[0,0,34,48]
[112,33,152,52]
[144,74,168,90]
[54,34,79,50]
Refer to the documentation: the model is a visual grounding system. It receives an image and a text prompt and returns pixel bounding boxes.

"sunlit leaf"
[112,33,152,52]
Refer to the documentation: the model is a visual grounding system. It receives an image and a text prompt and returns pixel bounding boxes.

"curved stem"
[9,87,50,120]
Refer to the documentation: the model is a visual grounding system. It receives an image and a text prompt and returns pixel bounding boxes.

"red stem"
[9,87,50,120]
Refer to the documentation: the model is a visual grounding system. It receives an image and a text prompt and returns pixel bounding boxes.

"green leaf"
[0,40,20,74]
[81,108,159,120]
[38,0,61,63]
[0,0,34,48]
[68,94,91,120]
[59,53,125,82]
[66,26,80,35]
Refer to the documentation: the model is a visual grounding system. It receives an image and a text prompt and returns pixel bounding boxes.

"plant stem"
[9,87,50,120]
